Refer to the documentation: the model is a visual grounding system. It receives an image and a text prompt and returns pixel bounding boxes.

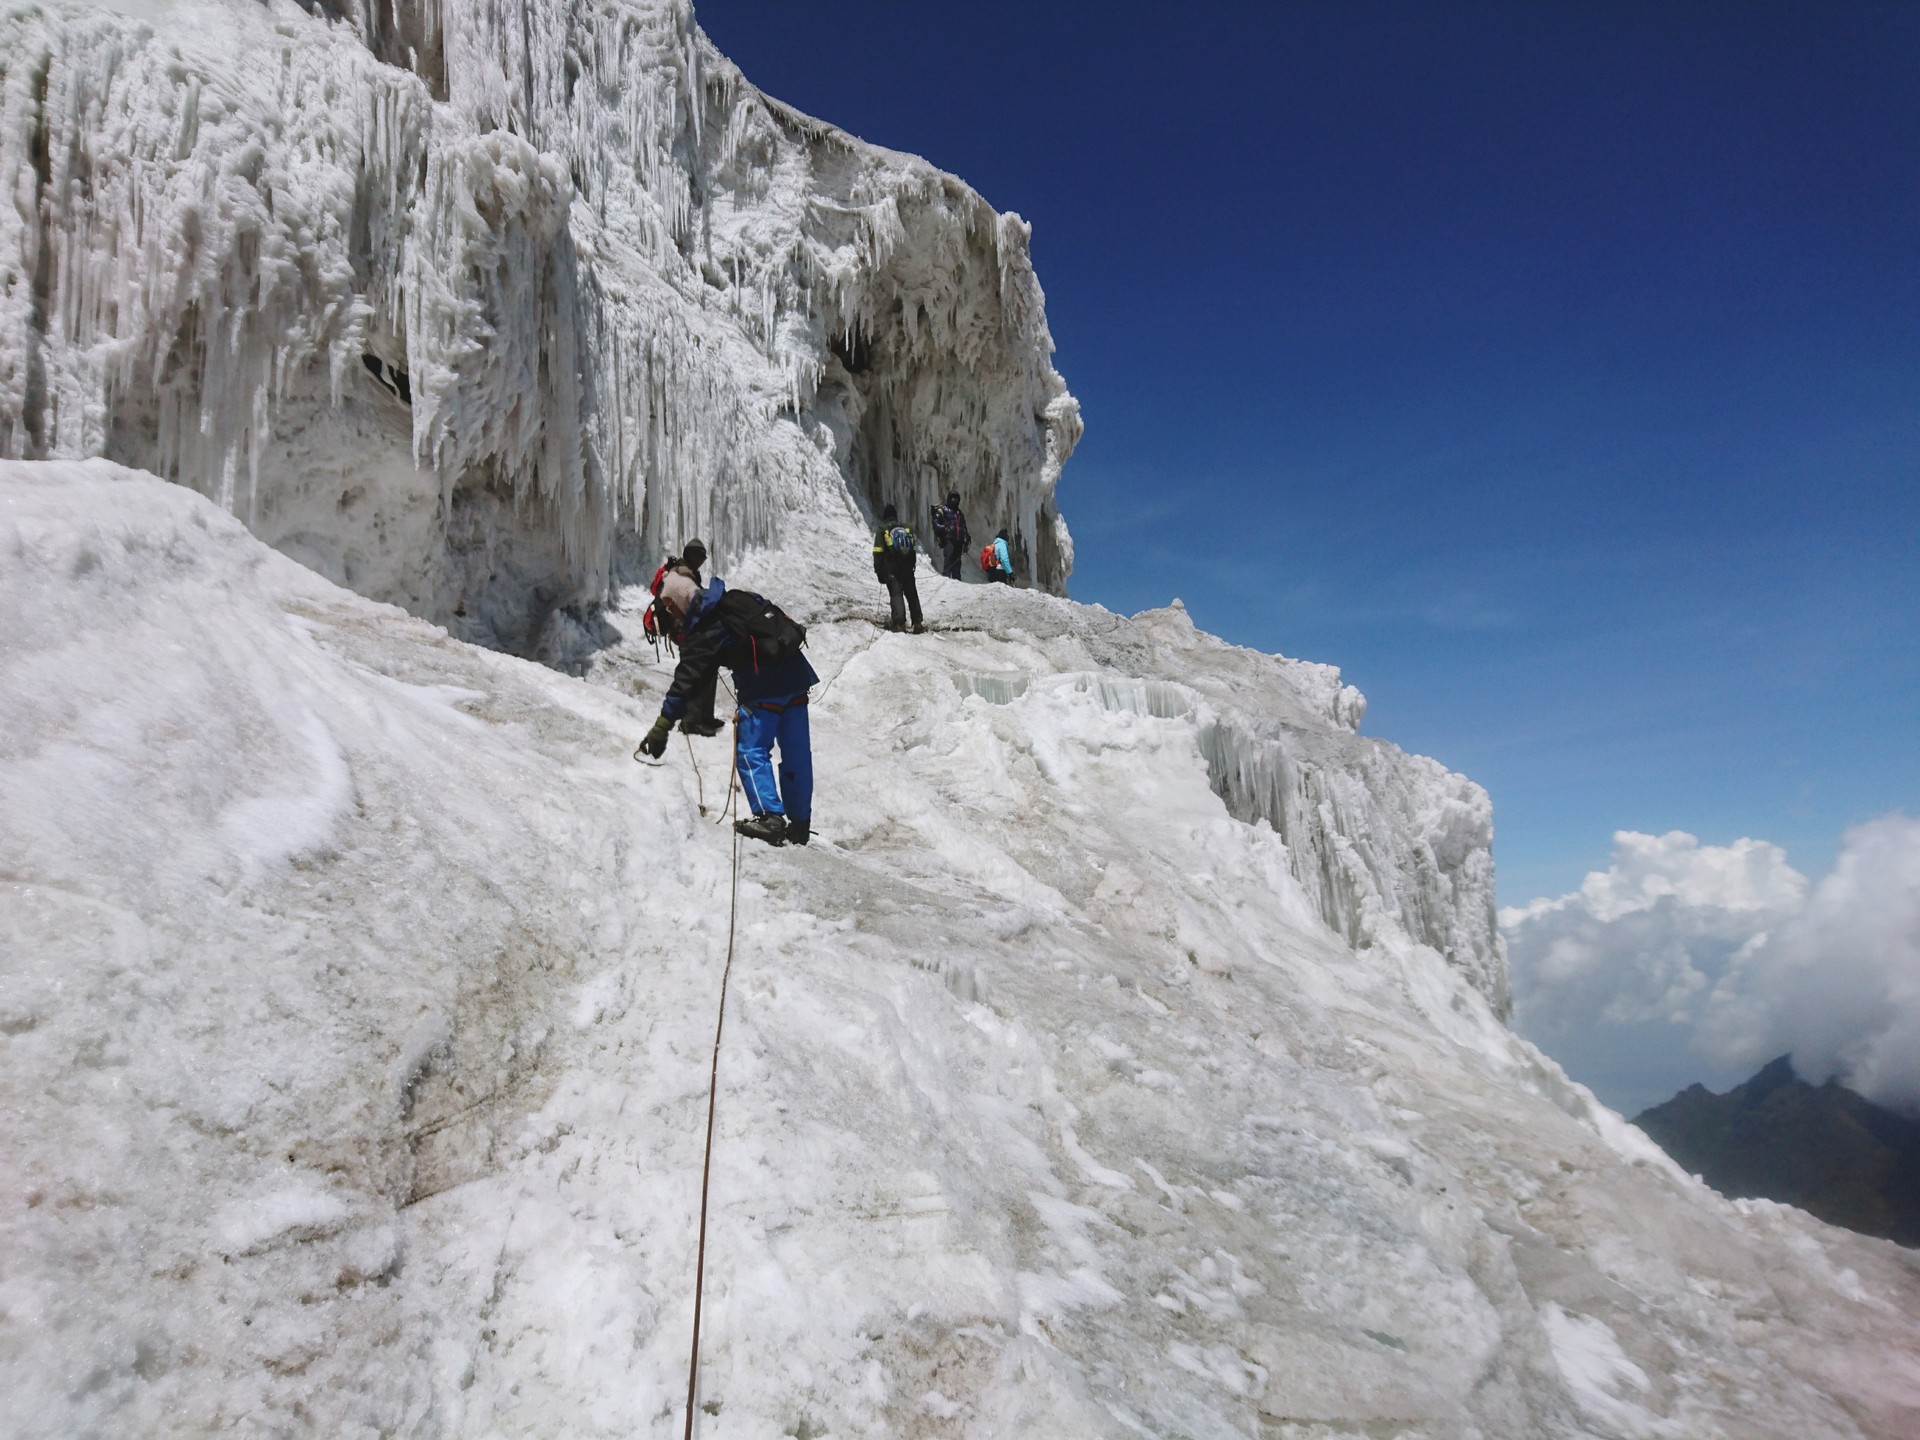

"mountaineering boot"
[911,623,926,634]
[784,817,810,846]
[734,812,787,846]
[680,717,724,737]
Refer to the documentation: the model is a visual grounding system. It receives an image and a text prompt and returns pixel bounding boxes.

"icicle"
[1,0,1084,643]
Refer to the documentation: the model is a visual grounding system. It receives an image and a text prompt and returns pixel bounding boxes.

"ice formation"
[6,463,1920,1439]
[0,0,1080,655]
[5,4,1919,1437]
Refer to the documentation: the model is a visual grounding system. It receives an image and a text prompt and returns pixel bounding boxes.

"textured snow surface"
[0,0,1080,654]
[6,464,1920,1439]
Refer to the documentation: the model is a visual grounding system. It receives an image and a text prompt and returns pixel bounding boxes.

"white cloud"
[1504,831,1804,1037]
[1500,829,1806,929]
[1506,818,1920,1116]
[1697,814,1920,1112]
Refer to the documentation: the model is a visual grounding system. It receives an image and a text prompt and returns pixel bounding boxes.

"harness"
[744,692,808,713]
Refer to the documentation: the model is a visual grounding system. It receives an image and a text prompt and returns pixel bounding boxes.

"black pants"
[885,571,923,630]
[679,669,720,730]
[940,540,965,580]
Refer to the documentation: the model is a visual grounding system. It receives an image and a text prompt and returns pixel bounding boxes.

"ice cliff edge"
[0,0,1081,654]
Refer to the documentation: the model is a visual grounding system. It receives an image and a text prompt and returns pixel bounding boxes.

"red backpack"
[643,562,673,642]
[979,543,998,573]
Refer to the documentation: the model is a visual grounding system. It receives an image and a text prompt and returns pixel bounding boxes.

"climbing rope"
[658,613,895,1435]
[811,630,882,706]
[712,678,742,826]
[713,766,740,826]
[683,818,742,1440]
[682,728,706,816]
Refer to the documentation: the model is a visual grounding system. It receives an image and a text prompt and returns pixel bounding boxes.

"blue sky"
[695,0,1919,910]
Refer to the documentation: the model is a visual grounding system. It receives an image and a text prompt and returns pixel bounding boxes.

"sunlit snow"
[5,463,1917,1436]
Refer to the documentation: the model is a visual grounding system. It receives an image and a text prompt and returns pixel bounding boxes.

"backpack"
[980,543,998,573]
[726,591,808,669]
[931,505,954,543]
[886,524,917,557]
[643,561,671,642]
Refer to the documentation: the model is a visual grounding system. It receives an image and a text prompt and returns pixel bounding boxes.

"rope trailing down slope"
[685,742,744,1437]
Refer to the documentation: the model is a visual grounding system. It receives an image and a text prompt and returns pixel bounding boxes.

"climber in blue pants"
[735,696,813,833]
[637,571,818,846]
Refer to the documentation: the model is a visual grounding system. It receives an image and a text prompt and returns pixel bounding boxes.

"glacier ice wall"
[1195,713,1507,1014]
[938,597,1507,1014]
[0,0,1080,652]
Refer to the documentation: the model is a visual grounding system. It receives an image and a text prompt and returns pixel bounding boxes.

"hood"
[686,576,726,628]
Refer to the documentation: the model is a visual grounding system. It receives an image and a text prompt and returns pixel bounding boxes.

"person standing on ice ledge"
[636,571,817,846]
[930,491,970,579]
[871,503,925,633]
[982,527,1015,584]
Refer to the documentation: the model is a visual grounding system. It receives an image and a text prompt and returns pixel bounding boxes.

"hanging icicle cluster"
[0,0,1081,643]
[961,664,1506,1012]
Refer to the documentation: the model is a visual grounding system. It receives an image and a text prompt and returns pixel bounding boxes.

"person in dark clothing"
[637,572,818,845]
[930,491,971,580]
[871,503,925,633]
[661,537,723,735]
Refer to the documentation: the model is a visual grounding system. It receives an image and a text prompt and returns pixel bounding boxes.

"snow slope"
[6,462,1919,1439]
[0,0,1079,655]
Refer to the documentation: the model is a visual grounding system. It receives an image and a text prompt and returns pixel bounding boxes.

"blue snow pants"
[735,693,812,821]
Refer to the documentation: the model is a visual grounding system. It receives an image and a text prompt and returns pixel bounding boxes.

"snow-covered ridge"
[940,611,1504,1013]
[7,464,1918,1438]
[0,0,1079,653]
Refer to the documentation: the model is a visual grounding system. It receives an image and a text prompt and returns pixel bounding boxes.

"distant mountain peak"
[1636,1057,1920,1246]
[1742,1053,1801,1104]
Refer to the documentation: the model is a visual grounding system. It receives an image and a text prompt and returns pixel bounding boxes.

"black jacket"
[932,504,970,550]
[661,580,818,720]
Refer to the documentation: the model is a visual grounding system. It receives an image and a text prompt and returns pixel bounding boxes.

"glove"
[639,714,673,759]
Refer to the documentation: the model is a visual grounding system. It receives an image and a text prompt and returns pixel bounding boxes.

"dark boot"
[734,812,786,846]
[680,716,724,737]
[784,817,810,846]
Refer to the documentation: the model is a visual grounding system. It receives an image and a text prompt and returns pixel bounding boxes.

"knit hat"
[681,537,707,569]
[946,492,960,507]
[881,503,898,521]
[658,569,699,620]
